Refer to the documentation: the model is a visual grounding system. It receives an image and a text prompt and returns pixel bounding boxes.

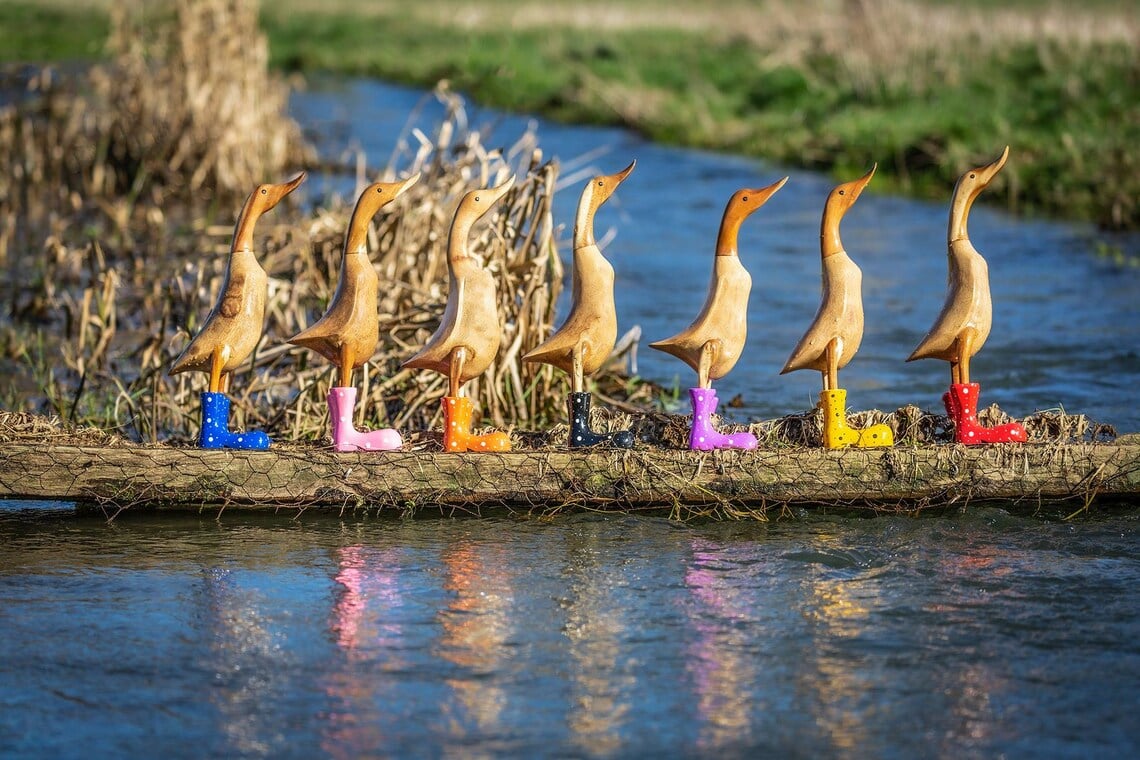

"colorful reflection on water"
[3,508,1139,757]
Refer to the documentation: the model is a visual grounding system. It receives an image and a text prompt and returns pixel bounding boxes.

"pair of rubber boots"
[942,382,1026,445]
[687,388,757,451]
[441,396,510,452]
[819,389,893,449]
[567,392,634,448]
[199,392,270,450]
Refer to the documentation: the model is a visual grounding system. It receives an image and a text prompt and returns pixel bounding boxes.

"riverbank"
[4,0,1139,230]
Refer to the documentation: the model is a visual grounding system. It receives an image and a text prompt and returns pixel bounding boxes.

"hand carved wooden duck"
[289,173,420,452]
[524,161,636,448]
[781,165,892,449]
[908,146,1026,444]
[650,177,788,450]
[402,176,515,452]
[170,171,306,449]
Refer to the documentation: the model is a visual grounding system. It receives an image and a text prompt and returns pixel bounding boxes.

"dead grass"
[1,0,651,443]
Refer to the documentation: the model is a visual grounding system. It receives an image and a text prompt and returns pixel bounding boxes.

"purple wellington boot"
[688,388,757,451]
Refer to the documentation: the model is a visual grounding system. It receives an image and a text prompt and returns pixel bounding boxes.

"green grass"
[0,2,108,62]
[4,0,1139,229]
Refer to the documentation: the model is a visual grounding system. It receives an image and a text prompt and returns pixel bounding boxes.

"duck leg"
[199,345,269,450]
[686,342,756,451]
[326,343,402,452]
[566,344,634,448]
[441,346,510,452]
[817,339,892,449]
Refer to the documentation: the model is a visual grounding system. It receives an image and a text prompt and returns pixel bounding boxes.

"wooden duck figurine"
[402,176,515,452]
[650,177,788,451]
[907,146,1026,444]
[170,172,306,449]
[289,173,420,452]
[524,161,636,448]
[781,166,892,449]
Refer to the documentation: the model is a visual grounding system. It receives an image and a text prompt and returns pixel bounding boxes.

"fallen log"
[1,440,1137,518]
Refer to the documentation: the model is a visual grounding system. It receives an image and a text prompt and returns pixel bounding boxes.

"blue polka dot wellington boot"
[199,392,270,450]
[568,392,634,448]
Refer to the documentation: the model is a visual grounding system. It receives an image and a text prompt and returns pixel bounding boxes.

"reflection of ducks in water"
[781,166,892,449]
[170,172,306,449]
[524,161,636,448]
[650,178,787,450]
[290,174,419,451]
[439,540,512,745]
[402,177,515,452]
[908,147,1026,444]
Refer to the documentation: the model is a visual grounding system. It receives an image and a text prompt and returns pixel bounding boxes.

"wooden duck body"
[405,259,501,382]
[908,147,1007,366]
[170,172,305,378]
[291,251,379,367]
[524,242,616,376]
[781,166,875,378]
[524,162,635,379]
[651,254,751,380]
[782,251,865,374]
[908,238,991,363]
[289,176,419,370]
[402,176,515,384]
[171,248,269,375]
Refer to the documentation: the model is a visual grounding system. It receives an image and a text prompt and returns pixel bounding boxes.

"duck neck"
[573,190,598,250]
[948,183,976,244]
[715,210,743,257]
[820,206,844,258]
[447,211,475,263]
[344,204,374,256]
[231,193,265,254]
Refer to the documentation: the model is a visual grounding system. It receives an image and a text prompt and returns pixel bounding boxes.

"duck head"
[821,164,875,258]
[232,171,307,252]
[345,172,421,253]
[949,146,1009,243]
[448,175,516,261]
[715,176,789,256]
[574,160,636,248]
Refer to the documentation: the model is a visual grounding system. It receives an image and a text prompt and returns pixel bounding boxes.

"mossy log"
[1,441,1138,517]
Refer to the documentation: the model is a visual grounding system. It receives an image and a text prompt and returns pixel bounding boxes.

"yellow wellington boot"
[820,389,860,449]
[819,389,892,449]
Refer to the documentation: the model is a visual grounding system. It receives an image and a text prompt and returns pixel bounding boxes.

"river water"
[2,78,1140,757]
[3,507,1140,757]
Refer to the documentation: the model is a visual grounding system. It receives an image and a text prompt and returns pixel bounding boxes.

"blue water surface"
[2,506,1139,758]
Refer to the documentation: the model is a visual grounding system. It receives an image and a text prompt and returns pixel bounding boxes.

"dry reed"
[2,1,647,444]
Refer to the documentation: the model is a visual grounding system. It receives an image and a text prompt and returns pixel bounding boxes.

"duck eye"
[376,187,383,194]
[475,196,481,202]
[742,196,749,202]
[598,180,604,186]
[970,173,976,179]
[260,188,267,195]
[838,189,845,196]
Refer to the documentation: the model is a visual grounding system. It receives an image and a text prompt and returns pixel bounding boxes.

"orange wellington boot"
[441,396,510,452]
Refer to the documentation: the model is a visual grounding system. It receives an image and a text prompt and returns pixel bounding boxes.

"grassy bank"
[3,0,1139,229]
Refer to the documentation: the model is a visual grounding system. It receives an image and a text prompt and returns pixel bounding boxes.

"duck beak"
[612,159,637,185]
[744,175,789,210]
[483,174,516,206]
[263,171,307,210]
[970,145,1009,189]
[592,159,636,206]
[394,171,421,198]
